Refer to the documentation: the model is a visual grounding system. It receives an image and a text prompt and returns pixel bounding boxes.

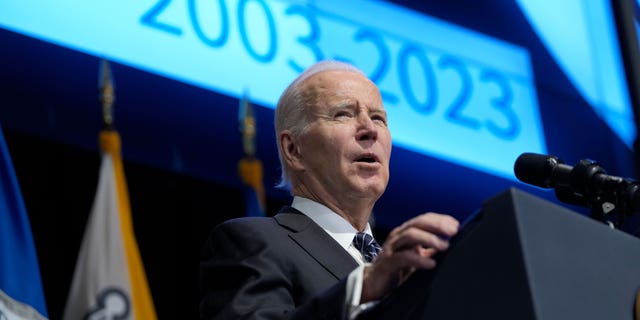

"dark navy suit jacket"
[200,206,360,319]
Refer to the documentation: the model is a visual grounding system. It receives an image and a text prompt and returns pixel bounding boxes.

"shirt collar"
[291,196,373,251]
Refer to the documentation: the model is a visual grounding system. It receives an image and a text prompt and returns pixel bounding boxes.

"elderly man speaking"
[200,60,459,320]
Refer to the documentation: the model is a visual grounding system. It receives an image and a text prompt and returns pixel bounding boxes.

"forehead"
[301,70,383,109]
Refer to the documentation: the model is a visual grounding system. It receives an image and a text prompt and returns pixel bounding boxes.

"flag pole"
[62,59,157,320]
[99,59,115,131]
[238,90,266,216]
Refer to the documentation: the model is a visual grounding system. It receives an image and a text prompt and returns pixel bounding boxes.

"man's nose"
[356,113,378,141]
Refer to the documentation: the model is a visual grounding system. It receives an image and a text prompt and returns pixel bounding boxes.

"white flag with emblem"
[62,130,157,320]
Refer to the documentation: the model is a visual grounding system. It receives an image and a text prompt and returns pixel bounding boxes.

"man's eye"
[372,115,387,124]
[335,111,352,118]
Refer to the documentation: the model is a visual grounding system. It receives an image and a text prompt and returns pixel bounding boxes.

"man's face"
[295,70,392,201]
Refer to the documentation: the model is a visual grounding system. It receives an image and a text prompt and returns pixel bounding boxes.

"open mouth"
[354,154,379,163]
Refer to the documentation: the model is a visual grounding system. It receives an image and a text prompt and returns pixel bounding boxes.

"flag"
[62,130,157,320]
[238,157,266,217]
[238,92,266,217]
[0,125,49,320]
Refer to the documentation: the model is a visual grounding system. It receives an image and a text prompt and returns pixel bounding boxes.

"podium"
[367,188,640,320]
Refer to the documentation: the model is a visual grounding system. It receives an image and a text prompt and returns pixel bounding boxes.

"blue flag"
[0,125,48,319]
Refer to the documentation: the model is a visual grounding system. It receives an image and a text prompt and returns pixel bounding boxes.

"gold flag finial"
[99,59,115,130]
[238,90,256,157]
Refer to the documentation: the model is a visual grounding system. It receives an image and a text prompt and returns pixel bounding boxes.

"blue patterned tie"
[353,232,382,263]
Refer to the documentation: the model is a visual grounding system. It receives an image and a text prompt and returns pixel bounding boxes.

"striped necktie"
[353,232,382,263]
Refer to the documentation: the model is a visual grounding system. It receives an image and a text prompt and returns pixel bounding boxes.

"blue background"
[0,0,637,318]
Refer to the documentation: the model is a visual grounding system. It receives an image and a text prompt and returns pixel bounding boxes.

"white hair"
[274,60,366,190]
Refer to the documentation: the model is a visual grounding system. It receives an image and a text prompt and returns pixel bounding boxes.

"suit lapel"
[275,207,359,281]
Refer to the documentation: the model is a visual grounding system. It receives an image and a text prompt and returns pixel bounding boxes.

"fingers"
[418,246,438,258]
[361,245,437,301]
[385,212,459,253]
[387,247,437,269]
[391,212,459,238]
[361,213,459,302]
[389,227,449,251]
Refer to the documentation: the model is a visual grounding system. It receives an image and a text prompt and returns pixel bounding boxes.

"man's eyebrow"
[327,103,386,115]
[328,103,356,111]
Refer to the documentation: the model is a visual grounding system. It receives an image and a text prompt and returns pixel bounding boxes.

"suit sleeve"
[199,219,349,320]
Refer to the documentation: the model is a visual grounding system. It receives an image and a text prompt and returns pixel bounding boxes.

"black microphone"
[514,153,574,189]
[514,152,640,225]
[514,153,628,195]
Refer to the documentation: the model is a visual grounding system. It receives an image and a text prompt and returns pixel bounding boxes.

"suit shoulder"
[208,216,282,241]
[218,216,276,230]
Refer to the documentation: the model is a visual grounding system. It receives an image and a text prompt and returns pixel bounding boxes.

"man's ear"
[280,130,305,171]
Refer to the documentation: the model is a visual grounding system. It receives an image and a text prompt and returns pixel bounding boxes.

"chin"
[353,181,387,198]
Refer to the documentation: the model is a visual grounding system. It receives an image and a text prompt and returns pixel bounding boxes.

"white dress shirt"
[291,196,379,319]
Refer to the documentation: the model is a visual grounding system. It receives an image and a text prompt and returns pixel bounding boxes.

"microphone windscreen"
[514,153,559,188]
